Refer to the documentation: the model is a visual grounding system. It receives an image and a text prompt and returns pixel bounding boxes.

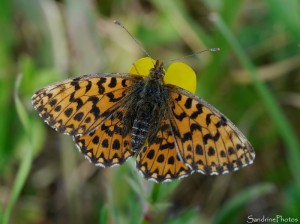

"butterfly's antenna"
[165,48,220,65]
[114,20,153,60]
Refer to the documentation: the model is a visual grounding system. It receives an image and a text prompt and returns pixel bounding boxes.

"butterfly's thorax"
[128,72,170,152]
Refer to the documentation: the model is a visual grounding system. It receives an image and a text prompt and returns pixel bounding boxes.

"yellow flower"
[128,57,196,93]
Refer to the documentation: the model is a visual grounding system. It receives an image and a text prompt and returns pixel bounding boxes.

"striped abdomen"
[131,117,151,152]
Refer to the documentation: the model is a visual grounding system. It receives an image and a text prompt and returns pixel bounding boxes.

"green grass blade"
[212,14,300,188]
[0,0,14,172]
[99,205,108,224]
[213,183,275,224]
[2,74,33,224]
[150,183,161,204]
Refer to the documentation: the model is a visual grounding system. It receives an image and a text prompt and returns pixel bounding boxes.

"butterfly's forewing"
[74,106,133,167]
[136,118,192,183]
[168,86,255,175]
[32,74,141,135]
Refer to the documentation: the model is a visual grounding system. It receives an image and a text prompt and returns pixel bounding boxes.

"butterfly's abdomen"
[131,114,151,152]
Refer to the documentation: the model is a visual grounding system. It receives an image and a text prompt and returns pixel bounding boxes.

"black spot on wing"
[74,112,84,121]
[206,114,213,126]
[54,105,61,112]
[74,98,84,110]
[190,104,203,119]
[88,96,100,104]
[174,94,182,101]
[70,80,80,90]
[112,139,120,150]
[102,139,109,148]
[106,92,125,102]
[196,145,203,155]
[190,123,202,132]
[220,150,226,157]
[157,154,165,163]
[108,77,117,88]
[228,147,235,155]
[184,98,193,109]
[147,149,155,159]
[203,133,212,144]
[97,78,106,94]
[168,156,174,164]
[91,105,100,119]
[182,132,192,143]
[92,136,99,144]
[49,99,57,106]
[85,117,91,123]
[173,111,187,121]
[64,108,73,117]
[85,80,92,93]
[121,79,128,87]
[213,132,220,141]
[160,142,175,150]
[207,147,215,156]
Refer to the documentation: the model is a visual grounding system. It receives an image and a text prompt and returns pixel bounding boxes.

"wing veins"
[36,73,137,99]
[223,124,240,163]
[160,128,170,177]
[168,115,186,164]
[173,100,212,132]
[82,102,123,136]
[167,115,191,169]
[148,129,164,173]
[47,85,129,115]
[169,100,211,169]
[218,126,231,166]
[66,88,128,129]
[187,116,196,166]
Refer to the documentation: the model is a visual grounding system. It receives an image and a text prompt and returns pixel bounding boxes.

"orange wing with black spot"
[32,74,141,135]
[168,86,255,175]
[73,106,133,167]
[136,117,192,183]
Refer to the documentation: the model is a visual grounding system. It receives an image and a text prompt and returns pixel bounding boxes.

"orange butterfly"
[32,57,255,183]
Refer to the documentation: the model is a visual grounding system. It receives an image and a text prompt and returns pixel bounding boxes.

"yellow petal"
[165,62,196,93]
[128,57,156,76]
[129,57,197,93]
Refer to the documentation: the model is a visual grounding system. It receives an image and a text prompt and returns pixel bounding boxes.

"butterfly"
[32,57,255,183]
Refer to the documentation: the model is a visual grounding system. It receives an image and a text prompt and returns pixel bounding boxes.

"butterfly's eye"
[149,60,165,79]
[150,67,165,79]
[129,57,166,79]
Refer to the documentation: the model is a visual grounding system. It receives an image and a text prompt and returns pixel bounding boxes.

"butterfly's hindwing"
[168,86,255,175]
[74,106,133,167]
[136,118,193,183]
[32,74,142,135]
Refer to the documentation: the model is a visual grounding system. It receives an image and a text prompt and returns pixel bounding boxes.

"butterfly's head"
[149,60,165,80]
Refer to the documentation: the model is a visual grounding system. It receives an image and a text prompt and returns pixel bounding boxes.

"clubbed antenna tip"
[166,47,221,64]
[209,47,221,52]
[114,20,123,27]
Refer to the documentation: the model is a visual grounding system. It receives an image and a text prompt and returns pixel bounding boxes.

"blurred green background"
[1,0,300,223]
